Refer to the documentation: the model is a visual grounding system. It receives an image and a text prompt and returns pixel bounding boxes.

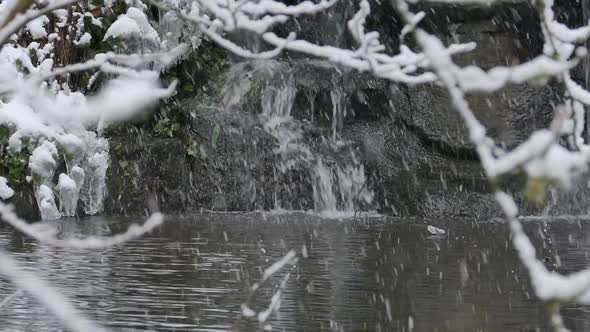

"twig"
[0,0,80,46]
[0,202,164,249]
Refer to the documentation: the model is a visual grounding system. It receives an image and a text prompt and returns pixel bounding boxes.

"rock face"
[9,1,585,219]
[4,182,38,220]
[105,107,317,215]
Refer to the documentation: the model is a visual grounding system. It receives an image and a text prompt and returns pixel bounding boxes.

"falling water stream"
[256,62,373,215]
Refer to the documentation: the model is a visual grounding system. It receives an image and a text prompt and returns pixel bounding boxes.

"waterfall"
[312,160,338,212]
[330,88,345,141]
[336,163,373,212]
[309,87,373,216]
[310,158,373,216]
[261,70,312,173]
[310,148,373,216]
[246,61,373,215]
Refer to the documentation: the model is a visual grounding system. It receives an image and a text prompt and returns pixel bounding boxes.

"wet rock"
[105,137,189,215]
[88,2,586,218]
[184,105,315,211]
[210,194,227,211]
[104,103,317,214]
[4,183,38,220]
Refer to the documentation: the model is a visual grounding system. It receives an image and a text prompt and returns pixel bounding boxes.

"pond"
[0,212,589,331]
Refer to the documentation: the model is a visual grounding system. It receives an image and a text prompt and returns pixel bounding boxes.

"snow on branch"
[0,0,80,46]
[190,0,338,34]
[206,1,524,85]
[149,0,468,82]
[409,0,525,4]
[263,31,473,84]
[497,190,590,305]
[39,44,187,82]
[456,56,577,92]
[0,203,164,249]
[393,0,590,328]
[238,0,337,16]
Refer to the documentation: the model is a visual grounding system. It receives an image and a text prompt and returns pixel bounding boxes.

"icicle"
[37,184,61,220]
[79,151,109,216]
[29,141,61,220]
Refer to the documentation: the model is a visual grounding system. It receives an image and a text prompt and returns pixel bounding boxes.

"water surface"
[1,212,589,331]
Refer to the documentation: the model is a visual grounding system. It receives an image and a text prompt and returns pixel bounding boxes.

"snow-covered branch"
[0,0,80,46]
[161,0,475,83]
[38,44,187,82]
[188,0,337,34]
[392,0,590,329]
[0,201,164,330]
[0,202,164,249]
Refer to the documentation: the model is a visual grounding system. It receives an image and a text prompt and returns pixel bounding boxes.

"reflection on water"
[1,213,590,331]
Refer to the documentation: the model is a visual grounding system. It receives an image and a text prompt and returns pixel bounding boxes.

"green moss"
[96,20,229,139]
[111,142,134,177]
[14,59,29,75]
[91,0,105,7]
[152,117,181,138]
[0,126,29,184]
[184,141,198,157]
[211,125,221,148]
[184,141,209,160]
[117,159,134,178]
[162,40,228,99]
[108,142,136,194]
[0,126,9,144]
[0,149,30,185]
[524,176,559,205]
[102,122,139,138]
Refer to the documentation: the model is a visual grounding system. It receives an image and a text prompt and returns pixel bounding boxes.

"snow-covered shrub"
[0,0,181,219]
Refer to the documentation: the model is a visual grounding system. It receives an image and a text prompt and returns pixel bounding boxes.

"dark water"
[1,212,590,331]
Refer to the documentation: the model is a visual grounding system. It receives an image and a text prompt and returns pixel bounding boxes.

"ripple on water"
[1,213,589,331]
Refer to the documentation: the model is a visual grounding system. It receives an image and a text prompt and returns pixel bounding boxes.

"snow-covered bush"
[0,0,182,219]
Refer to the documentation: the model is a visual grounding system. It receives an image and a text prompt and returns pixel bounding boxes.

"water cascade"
[245,61,374,215]
[330,88,345,140]
[261,70,311,172]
